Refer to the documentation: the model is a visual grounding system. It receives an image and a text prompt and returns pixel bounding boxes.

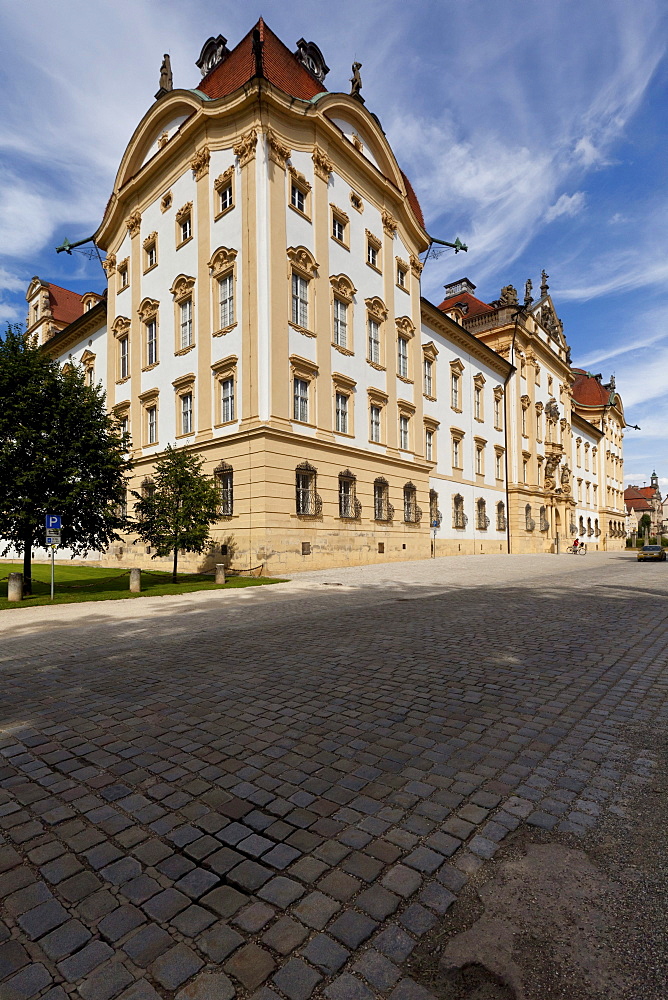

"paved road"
[1,552,667,1000]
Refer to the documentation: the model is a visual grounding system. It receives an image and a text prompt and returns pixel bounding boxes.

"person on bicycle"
[573,538,579,552]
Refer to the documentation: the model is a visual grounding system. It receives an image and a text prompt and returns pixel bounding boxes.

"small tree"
[639,513,652,539]
[131,444,221,582]
[0,325,131,594]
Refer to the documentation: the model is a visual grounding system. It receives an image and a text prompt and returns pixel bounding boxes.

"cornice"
[420,297,513,380]
[41,301,107,358]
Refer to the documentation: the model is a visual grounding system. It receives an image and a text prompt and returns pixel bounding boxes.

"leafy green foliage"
[0,324,131,593]
[130,444,221,581]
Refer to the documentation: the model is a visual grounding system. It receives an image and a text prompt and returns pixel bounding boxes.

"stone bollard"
[7,573,23,602]
[129,568,142,593]
[215,563,226,585]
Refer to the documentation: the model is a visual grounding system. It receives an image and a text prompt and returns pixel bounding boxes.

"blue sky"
[1,0,666,488]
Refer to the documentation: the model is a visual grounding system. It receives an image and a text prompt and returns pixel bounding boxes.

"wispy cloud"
[545,192,586,223]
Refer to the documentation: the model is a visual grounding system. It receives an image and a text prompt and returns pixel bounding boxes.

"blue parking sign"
[46,515,62,531]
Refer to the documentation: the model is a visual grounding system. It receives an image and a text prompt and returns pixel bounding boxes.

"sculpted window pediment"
[288,246,319,278]
[450,358,465,376]
[365,296,388,322]
[288,165,312,193]
[176,202,193,224]
[367,386,388,405]
[332,371,357,392]
[520,394,531,409]
[290,354,319,379]
[214,166,235,192]
[473,372,486,388]
[396,316,415,339]
[142,232,157,251]
[170,274,196,301]
[111,316,131,339]
[211,355,238,378]
[172,372,196,391]
[209,246,238,277]
[138,298,159,322]
[330,273,356,302]
[535,401,544,413]
[365,229,382,251]
[493,385,504,400]
[422,340,439,361]
[80,349,96,365]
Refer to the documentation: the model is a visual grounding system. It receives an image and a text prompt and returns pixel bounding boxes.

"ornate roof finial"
[350,62,364,103]
[540,269,549,296]
[524,278,533,308]
[156,54,173,100]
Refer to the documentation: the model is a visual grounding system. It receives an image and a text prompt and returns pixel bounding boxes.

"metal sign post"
[431,520,439,559]
[45,517,62,601]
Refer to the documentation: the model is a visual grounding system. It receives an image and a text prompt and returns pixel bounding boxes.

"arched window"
[525,504,535,531]
[295,461,321,517]
[587,516,593,536]
[539,505,549,531]
[453,494,467,529]
[476,498,489,530]
[141,477,156,498]
[429,489,441,527]
[403,482,422,524]
[594,518,600,537]
[374,477,393,522]
[579,515,585,536]
[496,501,506,531]
[215,462,233,517]
[338,470,361,519]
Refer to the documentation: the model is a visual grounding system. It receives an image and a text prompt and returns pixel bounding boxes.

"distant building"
[625,473,663,537]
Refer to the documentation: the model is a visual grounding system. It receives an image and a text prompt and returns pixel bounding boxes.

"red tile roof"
[624,486,657,511]
[198,19,326,102]
[571,369,612,407]
[437,291,495,319]
[400,170,424,230]
[47,283,85,326]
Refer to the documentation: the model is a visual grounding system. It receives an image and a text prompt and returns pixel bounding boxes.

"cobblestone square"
[1,552,667,999]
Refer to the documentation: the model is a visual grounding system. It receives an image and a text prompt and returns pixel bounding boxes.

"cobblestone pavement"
[1,552,667,1000]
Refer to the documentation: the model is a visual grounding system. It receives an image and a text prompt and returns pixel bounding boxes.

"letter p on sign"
[46,515,62,531]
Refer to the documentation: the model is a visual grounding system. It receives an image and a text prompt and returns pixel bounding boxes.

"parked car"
[637,544,666,561]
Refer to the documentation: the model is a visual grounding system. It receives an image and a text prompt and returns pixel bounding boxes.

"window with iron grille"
[429,489,441,527]
[338,471,361,519]
[403,483,422,523]
[374,477,394,521]
[476,498,489,530]
[579,516,585,536]
[215,463,233,516]
[496,501,506,531]
[296,462,321,516]
[587,517,593,536]
[525,504,535,531]
[453,494,467,529]
[292,274,308,328]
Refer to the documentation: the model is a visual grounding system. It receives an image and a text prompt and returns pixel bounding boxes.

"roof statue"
[156,54,173,100]
[499,285,518,306]
[540,269,549,296]
[350,62,364,102]
[523,278,533,308]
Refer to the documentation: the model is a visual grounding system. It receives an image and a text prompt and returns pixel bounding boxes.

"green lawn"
[0,562,284,611]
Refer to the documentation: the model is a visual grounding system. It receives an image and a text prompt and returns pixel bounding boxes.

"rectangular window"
[218,469,233,516]
[182,393,193,435]
[219,184,233,213]
[292,274,308,328]
[333,298,348,348]
[180,299,193,349]
[221,377,235,423]
[146,244,156,269]
[423,358,433,396]
[119,337,129,380]
[451,373,460,409]
[293,377,308,423]
[147,405,157,444]
[332,216,345,242]
[180,217,192,243]
[474,386,482,420]
[397,265,406,287]
[119,266,129,289]
[291,185,305,213]
[367,242,378,268]
[453,437,461,468]
[494,397,502,429]
[397,337,408,378]
[425,429,433,461]
[523,459,528,484]
[335,392,348,434]
[368,318,380,364]
[219,274,234,329]
[399,414,409,450]
[521,408,527,436]
[146,321,157,367]
[370,404,381,443]
[475,446,483,476]
[495,452,503,479]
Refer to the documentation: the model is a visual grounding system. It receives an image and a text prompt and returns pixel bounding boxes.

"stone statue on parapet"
[524,278,533,308]
[159,54,173,92]
[350,62,363,98]
[499,285,518,306]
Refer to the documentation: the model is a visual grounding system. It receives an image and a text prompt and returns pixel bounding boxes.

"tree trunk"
[23,533,32,595]
[172,545,178,584]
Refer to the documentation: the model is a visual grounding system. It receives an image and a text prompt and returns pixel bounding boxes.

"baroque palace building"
[22,20,627,573]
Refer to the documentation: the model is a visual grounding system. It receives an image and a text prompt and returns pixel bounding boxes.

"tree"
[0,325,131,594]
[639,513,652,538]
[130,444,221,582]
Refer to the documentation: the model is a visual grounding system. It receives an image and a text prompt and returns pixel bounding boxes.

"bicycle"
[566,544,587,555]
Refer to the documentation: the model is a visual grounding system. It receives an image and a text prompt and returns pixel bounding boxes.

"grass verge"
[0,562,284,611]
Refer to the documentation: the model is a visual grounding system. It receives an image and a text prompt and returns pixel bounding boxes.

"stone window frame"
[290,354,319,426]
[214,166,235,221]
[398,399,416,453]
[143,232,158,274]
[520,394,531,438]
[396,256,409,293]
[288,166,312,221]
[209,246,238,337]
[365,296,388,371]
[329,274,356,355]
[332,371,356,439]
[175,201,193,249]
[494,445,505,482]
[365,229,382,272]
[451,426,465,471]
[139,388,160,448]
[474,436,486,477]
[117,258,130,294]
[330,204,350,249]
[138,298,160,372]
[170,274,196,355]
[493,385,504,430]
[173,372,196,439]
[422,341,439,400]
[473,373,486,422]
[450,358,464,412]
[396,316,415,384]
[424,415,439,464]
[214,462,234,518]
[368,387,388,445]
[113,401,131,449]
[211,355,238,428]
[112,316,131,384]
[287,246,319,336]
[160,191,172,213]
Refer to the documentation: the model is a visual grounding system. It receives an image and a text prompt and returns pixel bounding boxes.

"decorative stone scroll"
[382,210,398,238]
[126,211,141,237]
[409,253,423,277]
[233,128,258,167]
[266,128,291,168]
[102,253,117,275]
[312,146,333,181]
[191,146,210,180]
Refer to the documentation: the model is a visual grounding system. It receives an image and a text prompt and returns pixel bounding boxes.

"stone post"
[7,573,23,601]
[215,564,226,585]
[129,568,141,593]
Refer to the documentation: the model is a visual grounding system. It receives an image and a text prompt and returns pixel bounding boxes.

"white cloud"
[545,192,586,223]
[574,137,604,168]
